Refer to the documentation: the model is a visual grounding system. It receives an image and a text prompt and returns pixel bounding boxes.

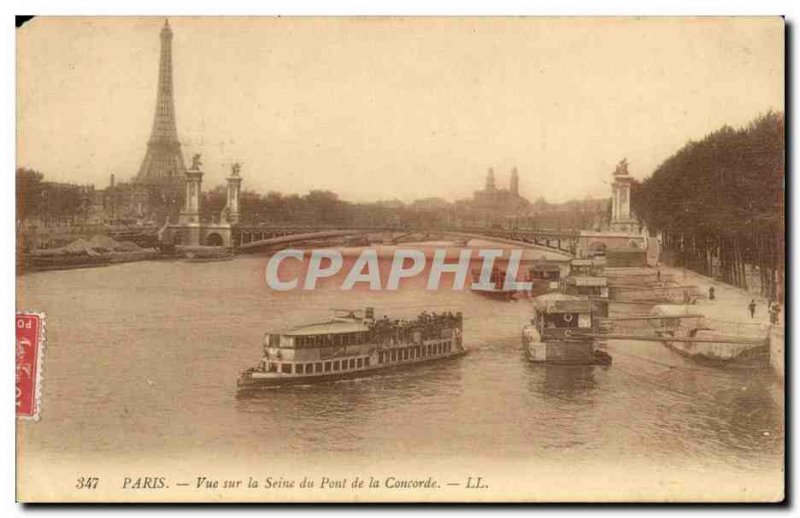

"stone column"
[179,161,203,225]
[620,182,630,221]
[611,185,619,221]
[611,170,633,232]
[223,163,243,224]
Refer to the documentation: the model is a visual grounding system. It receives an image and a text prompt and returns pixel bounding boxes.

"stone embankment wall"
[769,325,784,379]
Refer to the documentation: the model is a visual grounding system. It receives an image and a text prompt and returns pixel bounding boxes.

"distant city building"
[440,167,612,230]
[470,167,530,214]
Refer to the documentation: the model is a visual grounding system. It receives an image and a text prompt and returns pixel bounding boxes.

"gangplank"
[577,314,769,346]
[585,333,767,346]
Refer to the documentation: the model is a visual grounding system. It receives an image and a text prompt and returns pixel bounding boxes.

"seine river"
[17,247,783,488]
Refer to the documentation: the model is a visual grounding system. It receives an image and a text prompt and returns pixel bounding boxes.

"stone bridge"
[235,226,580,254]
[232,225,647,257]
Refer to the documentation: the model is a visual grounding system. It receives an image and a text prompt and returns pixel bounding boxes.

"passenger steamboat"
[237,307,465,394]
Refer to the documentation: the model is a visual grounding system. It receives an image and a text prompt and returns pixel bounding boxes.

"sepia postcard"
[15,16,784,503]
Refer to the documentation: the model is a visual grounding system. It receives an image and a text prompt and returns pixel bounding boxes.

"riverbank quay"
[17,233,234,274]
[661,265,779,325]
[17,221,161,250]
[19,249,160,273]
[625,264,783,377]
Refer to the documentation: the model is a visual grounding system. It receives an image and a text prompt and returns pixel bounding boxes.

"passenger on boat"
[367,311,462,344]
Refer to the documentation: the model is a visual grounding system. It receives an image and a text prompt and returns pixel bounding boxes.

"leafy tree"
[631,111,784,300]
[16,168,44,222]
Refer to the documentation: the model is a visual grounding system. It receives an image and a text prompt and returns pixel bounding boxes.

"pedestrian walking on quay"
[708,286,715,301]
[769,301,781,325]
[748,299,757,319]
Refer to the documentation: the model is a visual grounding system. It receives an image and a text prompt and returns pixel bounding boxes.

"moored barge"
[648,305,769,368]
[470,267,516,300]
[237,308,465,394]
[526,260,567,297]
[522,294,612,366]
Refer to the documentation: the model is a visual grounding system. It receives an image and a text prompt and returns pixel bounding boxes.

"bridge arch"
[589,241,607,253]
[235,227,575,259]
[206,233,224,247]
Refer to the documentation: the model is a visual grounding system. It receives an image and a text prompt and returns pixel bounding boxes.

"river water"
[16,248,783,487]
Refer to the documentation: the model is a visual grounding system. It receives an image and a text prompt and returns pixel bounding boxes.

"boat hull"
[524,340,611,366]
[662,339,769,368]
[522,325,611,366]
[657,328,769,368]
[471,288,517,301]
[236,349,467,396]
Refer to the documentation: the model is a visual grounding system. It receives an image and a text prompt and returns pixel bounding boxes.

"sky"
[16,16,783,203]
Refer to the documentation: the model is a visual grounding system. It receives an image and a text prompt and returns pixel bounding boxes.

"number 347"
[76,477,99,489]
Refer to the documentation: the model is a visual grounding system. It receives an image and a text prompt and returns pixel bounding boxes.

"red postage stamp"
[16,312,45,420]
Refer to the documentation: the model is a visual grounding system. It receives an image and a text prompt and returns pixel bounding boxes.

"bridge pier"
[167,223,235,248]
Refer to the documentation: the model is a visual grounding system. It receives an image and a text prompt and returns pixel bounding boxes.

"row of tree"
[16,168,93,225]
[631,111,784,301]
[17,163,611,232]
[201,187,402,227]
[200,186,610,231]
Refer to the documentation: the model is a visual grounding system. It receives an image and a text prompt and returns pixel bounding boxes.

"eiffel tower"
[135,19,186,186]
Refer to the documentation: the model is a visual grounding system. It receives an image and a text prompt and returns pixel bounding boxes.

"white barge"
[522,294,612,366]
